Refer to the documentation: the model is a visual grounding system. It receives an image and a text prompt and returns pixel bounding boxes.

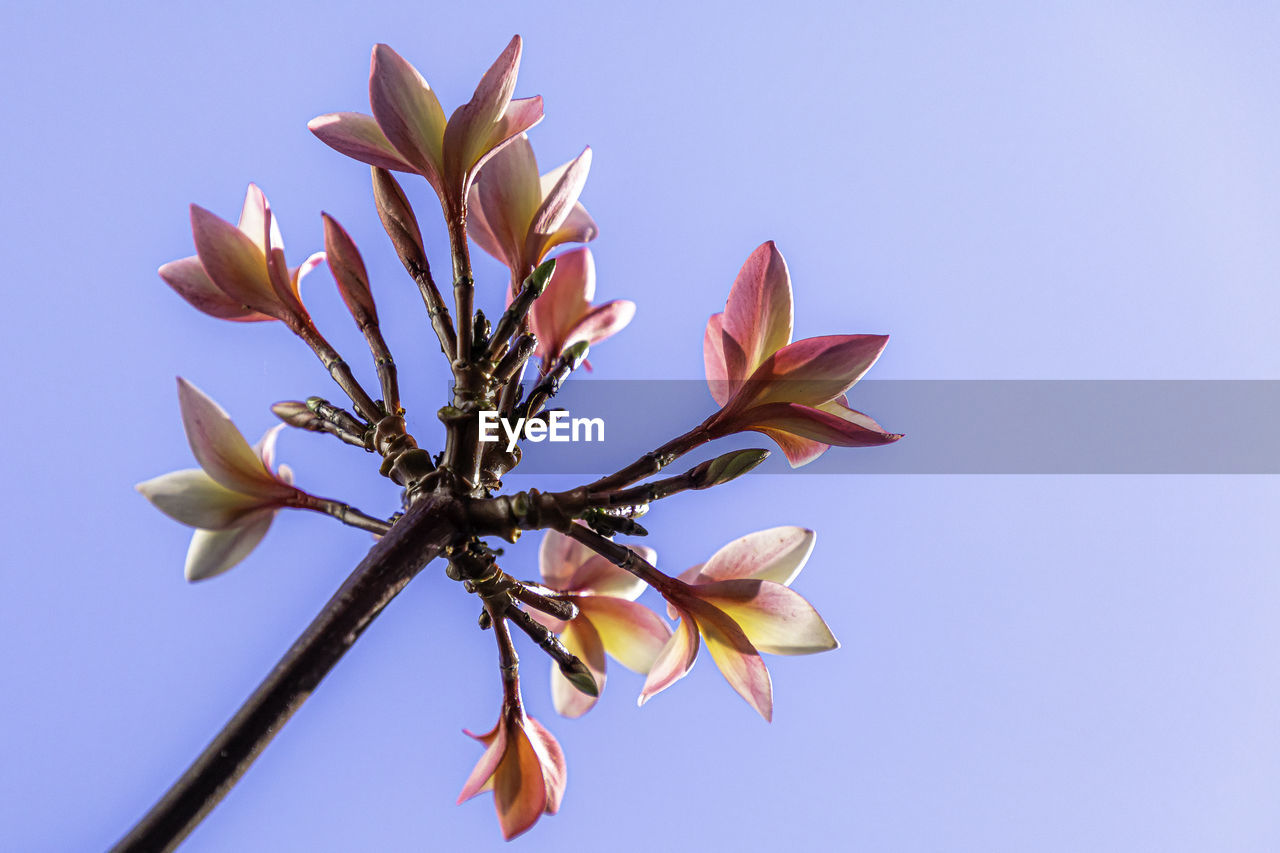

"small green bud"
[562,340,590,370]
[559,657,599,697]
[691,448,771,489]
[526,257,557,297]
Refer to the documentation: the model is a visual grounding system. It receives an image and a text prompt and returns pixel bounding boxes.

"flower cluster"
[134,34,901,846]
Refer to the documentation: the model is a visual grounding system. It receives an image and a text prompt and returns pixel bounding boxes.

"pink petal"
[529,247,592,362]
[524,716,567,814]
[290,251,326,293]
[725,333,890,414]
[538,528,599,590]
[551,619,605,719]
[823,394,889,433]
[480,96,544,171]
[563,299,635,352]
[638,609,699,705]
[457,720,506,803]
[443,35,523,182]
[736,402,903,449]
[493,723,548,840]
[183,510,275,581]
[697,526,816,586]
[565,545,653,599]
[530,147,592,238]
[252,424,285,473]
[472,133,541,269]
[721,241,793,378]
[368,44,447,187]
[189,204,279,319]
[704,313,732,407]
[537,201,598,261]
[466,186,507,266]
[158,256,270,322]
[307,112,417,173]
[237,183,284,256]
[265,244,307,325]
[135,469,267,530]
[578,597,673,674]
[753,428,831,467]
[322,213,377,321]
[176,378,288,497]
[695,579,839,656]
[685,598,774,721]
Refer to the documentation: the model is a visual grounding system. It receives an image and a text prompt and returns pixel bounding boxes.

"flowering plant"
[120,35,900,848]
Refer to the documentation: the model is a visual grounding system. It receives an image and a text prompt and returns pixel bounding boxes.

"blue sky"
[2,2,1278,851]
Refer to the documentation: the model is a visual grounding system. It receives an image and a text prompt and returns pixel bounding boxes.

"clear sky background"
[2,2,1279,851]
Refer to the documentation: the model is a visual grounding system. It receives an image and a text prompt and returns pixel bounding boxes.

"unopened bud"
[272,401,324,431]
[525,257,556,297]
[690,448,771,490]
[559,657,599,697]
[322,213,377,325]
[562,340,590,371]
[371,167,427,271]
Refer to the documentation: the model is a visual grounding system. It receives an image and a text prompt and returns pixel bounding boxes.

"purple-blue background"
[3,2,1279,850]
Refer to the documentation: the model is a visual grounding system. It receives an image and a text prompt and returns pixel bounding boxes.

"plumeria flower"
[702,241,902,466]
[158,184,324,329]
[458,705,566,840]
[468,133,597,282]
[640,526,837,721]
[309,37,542,219]
[532,529,672,718]
[527,247,634,370]
[136,379,309,581]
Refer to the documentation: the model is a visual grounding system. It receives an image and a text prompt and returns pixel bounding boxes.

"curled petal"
[237,183,284,256]
[157,256,270,322]
[478,96,544,175]
[563,299,635,351]
[695,579,839,656]
[735,402,903,450]
[308,112,417,173]
[685,598,774,721]
[176,378,289,497]
[531,247,591,350]
[530,147,592,238]
[721,241,794,379]
[525,717,567,815]
[704,313,733,407]
[754,428,830,467]
[551,619,605,718]
[578,596,673,674]
[183,510,275,582]
[458,722,507,803]
[728,334,890,413]
[638,609,699,705]
[369,44,447,187]
[472,134,541,268]
[445,35,524,178]
[290,251,326,292]
[697,526,815,586]
[135,469,267,530]
[189,205,278,318]
[539,201,598,259]
[493,724,548,840]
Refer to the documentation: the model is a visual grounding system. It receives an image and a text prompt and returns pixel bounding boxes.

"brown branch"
[112,493,461,853]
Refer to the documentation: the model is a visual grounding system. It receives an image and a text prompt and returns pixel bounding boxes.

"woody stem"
[112,494,460,853]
